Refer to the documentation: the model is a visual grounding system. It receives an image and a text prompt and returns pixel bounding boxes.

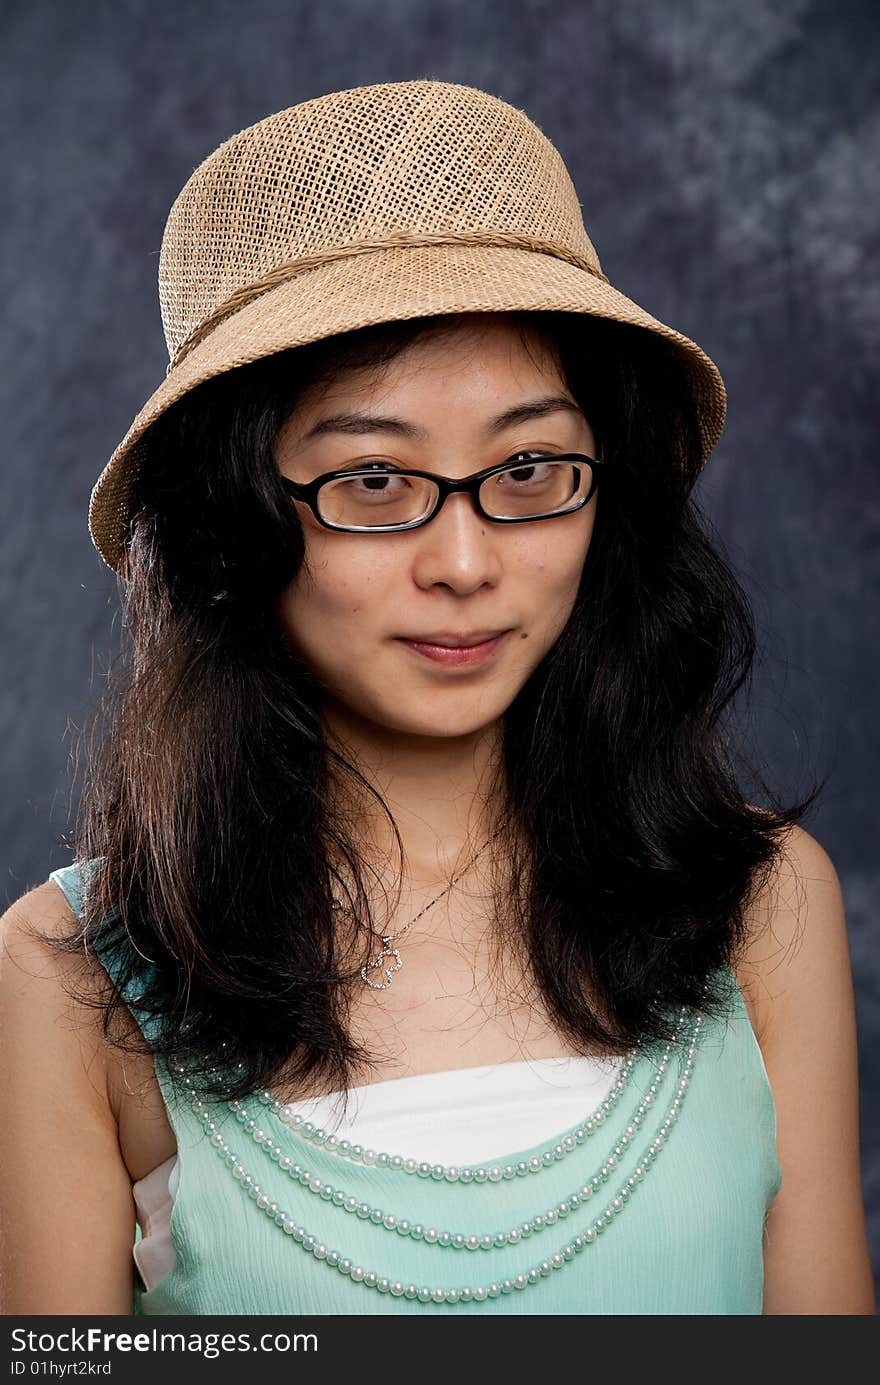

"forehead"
[280,319,574,443]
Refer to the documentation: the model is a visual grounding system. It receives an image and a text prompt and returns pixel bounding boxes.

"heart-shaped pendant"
[361,941,402,989]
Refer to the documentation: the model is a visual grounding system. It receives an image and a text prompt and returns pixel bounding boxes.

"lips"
[396,630,512,667]
[398,630,509,648]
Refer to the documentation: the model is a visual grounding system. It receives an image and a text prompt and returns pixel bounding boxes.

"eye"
[345,473,411,494]
[498,453,559,486]
[325,466,419,507]
[504,450,559,471]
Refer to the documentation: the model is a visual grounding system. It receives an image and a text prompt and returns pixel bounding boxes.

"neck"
[321,698,505,884]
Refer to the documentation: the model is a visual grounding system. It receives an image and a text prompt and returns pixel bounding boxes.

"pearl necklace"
[260,1048,643,1182]
[173,1005,703,1306]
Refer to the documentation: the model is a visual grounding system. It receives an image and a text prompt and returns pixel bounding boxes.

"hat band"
[166,226,610,375]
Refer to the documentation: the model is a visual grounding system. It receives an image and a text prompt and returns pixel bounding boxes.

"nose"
[409,489,503,595]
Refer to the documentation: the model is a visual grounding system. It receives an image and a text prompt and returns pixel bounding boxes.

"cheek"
[521,511,594,594]
[275,538,397,648]
[513,515,594,654]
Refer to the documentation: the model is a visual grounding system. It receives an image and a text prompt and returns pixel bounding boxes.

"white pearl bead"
[182,1006,702,1307]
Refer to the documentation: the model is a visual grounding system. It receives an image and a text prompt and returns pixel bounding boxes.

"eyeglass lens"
[316,459,592,528]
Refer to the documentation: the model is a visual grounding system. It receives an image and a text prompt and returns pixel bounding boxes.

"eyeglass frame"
[279,452,605,533]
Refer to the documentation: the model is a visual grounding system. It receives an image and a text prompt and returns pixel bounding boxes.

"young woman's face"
[274,316,598,742]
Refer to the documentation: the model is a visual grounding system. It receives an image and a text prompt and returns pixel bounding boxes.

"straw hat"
[88,78,727,576]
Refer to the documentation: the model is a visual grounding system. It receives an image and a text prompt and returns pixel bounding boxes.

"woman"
[0,80,874,1315]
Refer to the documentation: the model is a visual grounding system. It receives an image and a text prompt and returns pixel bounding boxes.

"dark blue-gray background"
[2,0,878,1288]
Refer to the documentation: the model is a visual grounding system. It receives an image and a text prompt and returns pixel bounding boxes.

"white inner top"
[132,1053,623,1294]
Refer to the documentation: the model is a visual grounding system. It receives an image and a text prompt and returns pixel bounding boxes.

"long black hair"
[38,310,820,1108]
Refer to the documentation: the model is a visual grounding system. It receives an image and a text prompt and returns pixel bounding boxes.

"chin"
[410,719,496,740]
[385,705,510,740]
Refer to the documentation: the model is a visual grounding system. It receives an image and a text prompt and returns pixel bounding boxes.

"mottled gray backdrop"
[2,0,878,1287]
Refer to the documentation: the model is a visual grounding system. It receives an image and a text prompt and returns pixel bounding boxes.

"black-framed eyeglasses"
[280,453,604,533]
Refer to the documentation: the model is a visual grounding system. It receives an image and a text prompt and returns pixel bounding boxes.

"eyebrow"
[300,393,585,443]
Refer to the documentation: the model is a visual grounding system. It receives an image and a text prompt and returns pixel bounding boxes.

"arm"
[736,825,876,1314]
[0,882,136,1315]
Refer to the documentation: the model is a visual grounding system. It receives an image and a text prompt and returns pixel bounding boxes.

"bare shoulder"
[0,877,111,1000]
[2,877,91,949]
[2,877,82,940]
[0,877,113,1115]
[0,879,137,1312]
[733,822,849,1050]
[732,822,876,1313]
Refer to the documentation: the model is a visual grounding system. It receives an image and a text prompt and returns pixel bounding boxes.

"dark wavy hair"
[39,309,820,1109]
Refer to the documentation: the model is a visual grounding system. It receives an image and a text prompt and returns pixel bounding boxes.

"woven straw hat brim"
[89,240,727,575]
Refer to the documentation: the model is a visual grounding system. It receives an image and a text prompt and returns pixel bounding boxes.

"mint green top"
[49,859,781,1315]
